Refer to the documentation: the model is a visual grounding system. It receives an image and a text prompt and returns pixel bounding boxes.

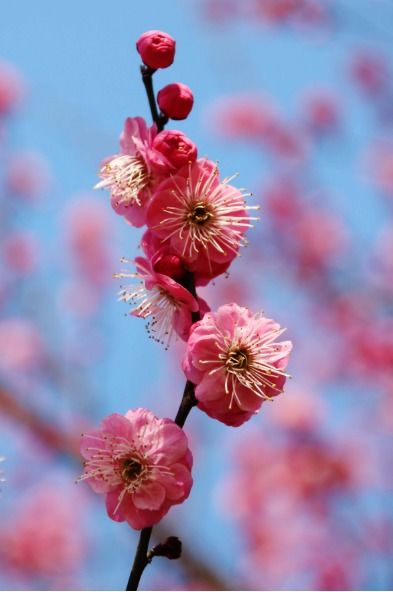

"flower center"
[188,202,212,226]
[121,457,143,482]
[226,348,249,372]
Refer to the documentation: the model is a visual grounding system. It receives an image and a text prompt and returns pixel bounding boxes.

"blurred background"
[1,0,393,589]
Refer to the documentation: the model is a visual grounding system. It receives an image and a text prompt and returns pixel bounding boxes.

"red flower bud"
[136,30,176,70]
[157,83,194,120]
[152,130,197,169]
[154,255,184,280]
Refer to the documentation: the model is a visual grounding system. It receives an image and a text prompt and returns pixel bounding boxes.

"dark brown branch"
[140,66,168,132]
[126,272,200,591]
[126,526,153,590]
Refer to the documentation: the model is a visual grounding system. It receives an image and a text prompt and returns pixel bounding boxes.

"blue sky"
[1,1,393,589]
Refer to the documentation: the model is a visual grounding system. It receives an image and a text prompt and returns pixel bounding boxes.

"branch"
[140,66,168,132]
[0,376,234,590]
[126,272,200,591]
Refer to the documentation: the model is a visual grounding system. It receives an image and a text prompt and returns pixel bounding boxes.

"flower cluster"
[81,30,292,540]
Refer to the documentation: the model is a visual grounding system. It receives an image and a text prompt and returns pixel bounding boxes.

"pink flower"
[302,90,340,135]
[1,485,86,579]
[252,0,329,28]
[207,94,277,141]
[366,141,393,197]
[116,256,201,346]
[152,130,197,169]
[350,50,388,96]
[63,196,114,286]
[157,83,194,120]
[79,408,193,530]
[182,303,292,426]
[0,318,44,374]
[95,117,171,227]
[2,231,39,275]
[146,159,257,270]
[5,152,51,200]
[0,62,25,115]
[136,30,176,70]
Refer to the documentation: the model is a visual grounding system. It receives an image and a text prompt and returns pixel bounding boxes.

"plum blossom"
[207,94,277,141]
[2,231,39,275]
[0,318,44,375]
[146,159,258,270]
[95,117,166,226]
[1,485,86,579]
[6,152,51,200]
[64,196,114,287]
[183,303,292,426]
[366,141,393,198]
[79,408,193,529]
[116,256,202,346]
[350,50,388,97]
[96,118,199,227]
[0,62,25,115]
[301,90,340,135]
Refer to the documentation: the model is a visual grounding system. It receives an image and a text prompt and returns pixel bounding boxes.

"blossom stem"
[126,526,153,590]
[126,272,199,591]
[175,380,198,428]
[140,66,168,132]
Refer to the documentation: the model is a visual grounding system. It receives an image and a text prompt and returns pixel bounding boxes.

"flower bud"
[136,30,176,70]
[154,254,184,280]
[149,537,182,561]
[157,83,194,120]
[152,130,197,169]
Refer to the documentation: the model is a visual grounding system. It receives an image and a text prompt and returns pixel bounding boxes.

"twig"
[126,271,200,591]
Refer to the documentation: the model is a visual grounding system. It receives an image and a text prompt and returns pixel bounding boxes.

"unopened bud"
[154,254,184,279]
[136,30,176,70]
[157,83,194,120]
[153,130,197,169]
[149,536,182,561]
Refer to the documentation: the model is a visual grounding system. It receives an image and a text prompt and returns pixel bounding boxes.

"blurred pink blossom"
[1,485,86,580]
[269,388,326,432]
[0,62,25,115]
[6,152,51,200]
[207,95,277,141]
[366,141,393,197]
[207,95,308,162]
[0,318,44,374]
[64,195,114,287]
[2,231,39,275]
[252,0,329,27]
[302,90,341,135]
[350,50,388,96]
[293,208,348,276]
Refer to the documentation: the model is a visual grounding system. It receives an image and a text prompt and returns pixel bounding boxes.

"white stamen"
[200,321,290,409]
[153,164,258,261]
[95,154,149,207]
